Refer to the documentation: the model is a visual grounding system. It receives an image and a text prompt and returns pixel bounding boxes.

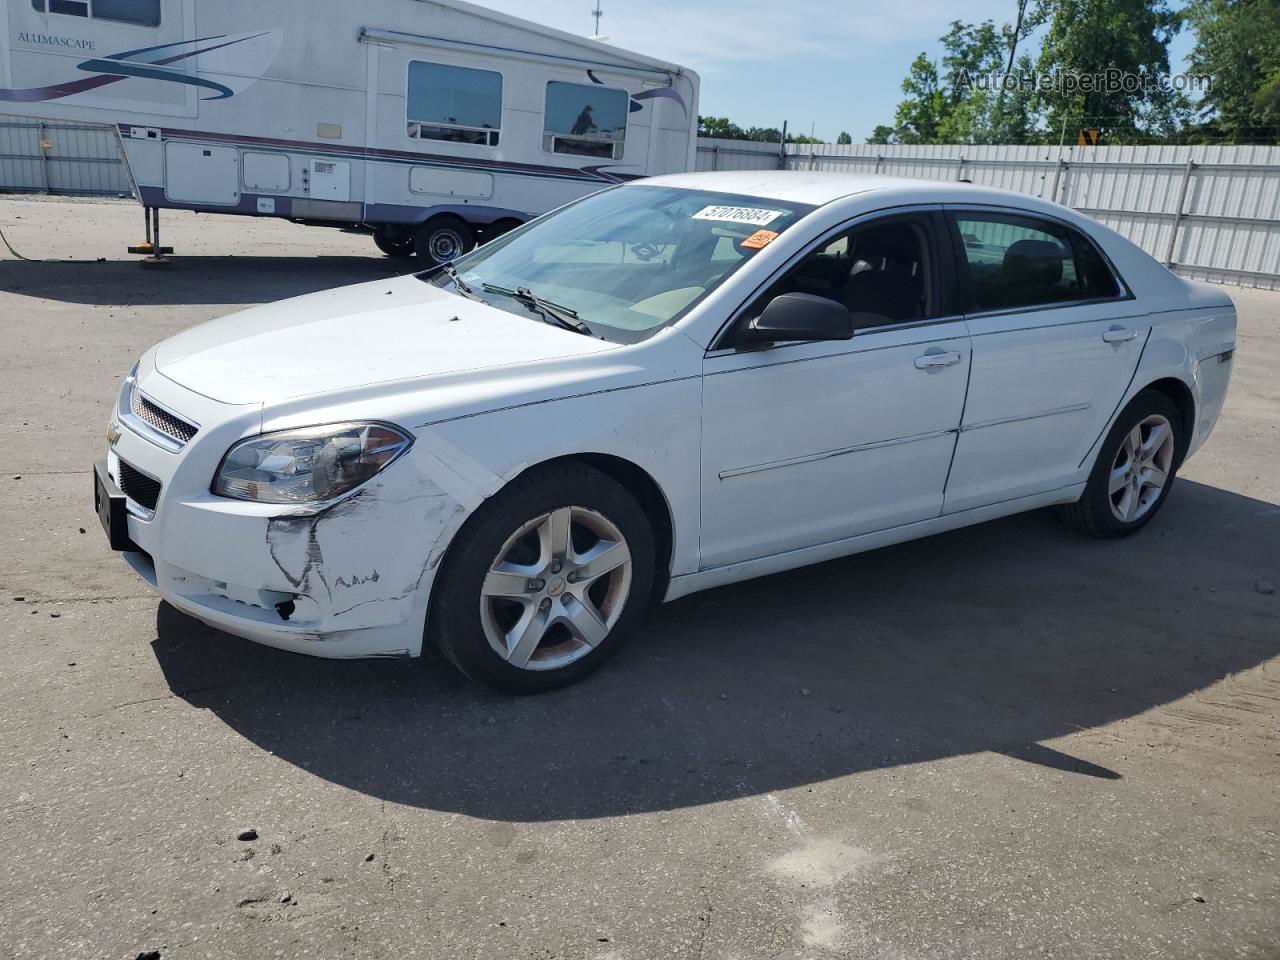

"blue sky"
[478,0,1196,142]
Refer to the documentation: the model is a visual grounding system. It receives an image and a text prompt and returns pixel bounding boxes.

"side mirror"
[734,292,853,347]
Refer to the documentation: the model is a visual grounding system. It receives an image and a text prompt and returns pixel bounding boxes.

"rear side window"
[954,213,1121,312]
[1071,231,1122,299]
[32,0,160,25]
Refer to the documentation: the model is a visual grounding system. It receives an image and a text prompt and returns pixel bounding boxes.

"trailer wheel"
[483,218,523,244]
[414,216,474,267]
[372,227,415,258]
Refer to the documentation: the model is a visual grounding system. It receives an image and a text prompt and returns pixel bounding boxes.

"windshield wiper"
[437,263,484,302]
[480,283,595,336]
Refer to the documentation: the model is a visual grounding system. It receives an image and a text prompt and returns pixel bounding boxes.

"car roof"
[638,170,1072,218]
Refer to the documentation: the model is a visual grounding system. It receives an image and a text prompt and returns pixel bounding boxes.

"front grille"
[118,460,161,512]
[131,388,198,444]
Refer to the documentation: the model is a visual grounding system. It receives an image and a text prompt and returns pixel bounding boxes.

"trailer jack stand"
[128,206,173,266]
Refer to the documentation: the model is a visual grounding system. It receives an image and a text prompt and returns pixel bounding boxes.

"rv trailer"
[1,0,700,263]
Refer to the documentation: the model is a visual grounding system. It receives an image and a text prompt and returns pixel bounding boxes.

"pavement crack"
[7,469,92,477]
[379,799,396,896]
[89,683,230,717]
[8,594,155,605]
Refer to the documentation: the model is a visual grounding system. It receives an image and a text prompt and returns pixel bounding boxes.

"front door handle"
[1102,326,1138,343]
[914,350,962,369]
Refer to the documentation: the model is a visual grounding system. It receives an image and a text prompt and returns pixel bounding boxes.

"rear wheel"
[414,215,474,268]
[1056,389,1184,538]
[372,226,415,258]
[429,462,654,693]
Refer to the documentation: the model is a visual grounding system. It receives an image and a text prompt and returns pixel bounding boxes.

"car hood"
[153,275,617,405]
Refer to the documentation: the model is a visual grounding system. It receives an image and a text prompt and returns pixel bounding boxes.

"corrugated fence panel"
[696,138,1280,289]
[695,139,781,172]
[0,117,130,195]
[3,122,1278,286]
[0,120,46,191]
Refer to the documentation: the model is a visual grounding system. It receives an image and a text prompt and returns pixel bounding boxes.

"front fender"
[419,376,704,581]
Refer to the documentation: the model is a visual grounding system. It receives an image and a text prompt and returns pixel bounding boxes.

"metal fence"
[697,139,1280,291]
[2,116,1277,289]
[0,117,131,196]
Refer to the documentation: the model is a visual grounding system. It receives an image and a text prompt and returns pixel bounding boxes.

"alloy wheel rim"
[480,506,632,671]
[1108,413,1175,522]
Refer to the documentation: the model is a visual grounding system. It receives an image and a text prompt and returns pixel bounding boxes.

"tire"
[413,215,474,268]
[1056,388,1185,538]
[482,218,522,244]
[372,227,415,258]
[429,461,655,693]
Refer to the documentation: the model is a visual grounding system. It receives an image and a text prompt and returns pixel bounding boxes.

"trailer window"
[407,61,503,148]
[543,82,628,160]
[32,0,160,25]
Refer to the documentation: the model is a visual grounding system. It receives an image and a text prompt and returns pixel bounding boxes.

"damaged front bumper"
[103,370,468,659]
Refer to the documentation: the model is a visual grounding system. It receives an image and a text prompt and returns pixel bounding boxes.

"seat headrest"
[1003,238,1065,286]
[853,224,920,265]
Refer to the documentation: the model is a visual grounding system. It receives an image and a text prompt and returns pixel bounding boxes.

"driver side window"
[749,217,934,331]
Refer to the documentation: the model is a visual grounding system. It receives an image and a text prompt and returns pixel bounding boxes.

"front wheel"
[414,215,474,268]
[1056,388,1184,538]
[429,462,655,693]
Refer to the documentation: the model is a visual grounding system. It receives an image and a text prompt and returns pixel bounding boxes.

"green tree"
[937,20,1007,143]
[1185,0,1280,142]
[893,53,948,143]
[998,52,1043,143]
[697,115,743,139]
[866,125,897,144]
[697,116,826,144]
[880,13,1045,146]
[837,131,853,144]
[1035,0,1190,141]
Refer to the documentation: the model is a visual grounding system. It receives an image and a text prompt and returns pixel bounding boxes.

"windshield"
[426,185,815,342]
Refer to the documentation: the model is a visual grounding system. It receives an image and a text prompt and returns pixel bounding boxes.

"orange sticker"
[740,229,779,250]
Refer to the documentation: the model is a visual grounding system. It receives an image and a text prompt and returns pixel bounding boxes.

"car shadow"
[0,255,406,306]
[150,479,1280,822]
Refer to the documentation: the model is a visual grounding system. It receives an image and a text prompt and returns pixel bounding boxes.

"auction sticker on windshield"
[740,229,779,249]
[692,205,783,227]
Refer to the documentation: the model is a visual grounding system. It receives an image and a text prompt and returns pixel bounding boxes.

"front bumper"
[101,366,466,659]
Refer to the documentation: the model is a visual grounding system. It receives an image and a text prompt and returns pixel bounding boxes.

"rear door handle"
[914,350,962,369]
[1102,326,1138,343]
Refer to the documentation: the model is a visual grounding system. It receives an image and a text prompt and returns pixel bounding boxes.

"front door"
[699,212,972,569]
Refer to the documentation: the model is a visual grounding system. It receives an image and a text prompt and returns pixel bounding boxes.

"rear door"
[942,208,1149,514]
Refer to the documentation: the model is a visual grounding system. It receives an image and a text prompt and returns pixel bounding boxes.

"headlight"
[213,422,413,504]
[116,362,139,420]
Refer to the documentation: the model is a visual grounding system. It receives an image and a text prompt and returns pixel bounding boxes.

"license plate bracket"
[94,460,141,552]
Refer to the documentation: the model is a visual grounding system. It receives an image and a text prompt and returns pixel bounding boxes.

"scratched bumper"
[115,465,464,658]
[105,363,467,659]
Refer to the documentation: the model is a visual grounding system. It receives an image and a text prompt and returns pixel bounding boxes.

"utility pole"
[591,1,603,37]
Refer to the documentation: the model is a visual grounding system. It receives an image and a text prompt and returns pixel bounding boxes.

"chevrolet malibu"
[96,172,1237,692]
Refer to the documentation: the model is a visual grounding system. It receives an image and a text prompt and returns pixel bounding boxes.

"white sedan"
[96,172,1237,692]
